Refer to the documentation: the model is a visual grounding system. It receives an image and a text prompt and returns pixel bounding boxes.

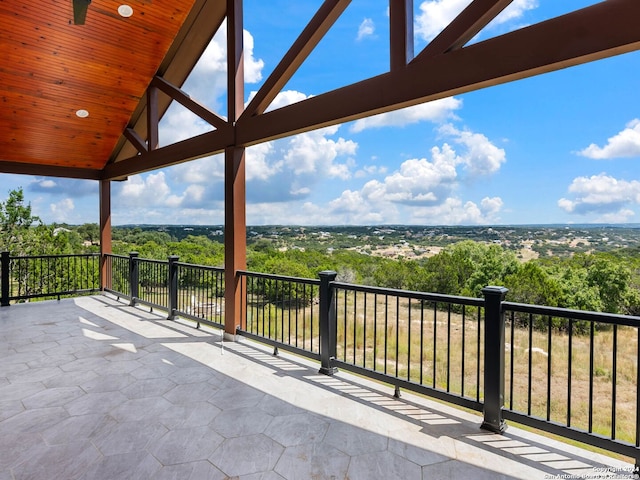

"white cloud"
[171,155,225,185]
[350,97,462,132]
[117,172,172,207]
[439,124,506,175]
[323,132,505,224]
[415,0,537,42]
[408,197,502,224]
[247,142,281,181]
[283,129,357,177]
[481,196,504,215]
[49,198,74,222]
[558,173,640,219]
[245,89,311,113]
[355,165,387,178]
[357,18,375,41]
[578,119,640,159]
[416,0,471,42]
[361,147,458,205]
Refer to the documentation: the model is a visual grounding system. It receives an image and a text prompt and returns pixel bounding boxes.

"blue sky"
[5,0,640,226]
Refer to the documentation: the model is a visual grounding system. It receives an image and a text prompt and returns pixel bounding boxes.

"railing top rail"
[9,253,100,260]
[105,253,128,259]
[238,269,320,286]
[135,257,168,266]
[503,301,640,327]
[176,262,224,272]
[331,280,485,307]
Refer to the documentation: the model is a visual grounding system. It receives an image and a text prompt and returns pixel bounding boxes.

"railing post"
[167,255,179,320]
[1,252,10,307]
[319,270,338,375]
[129,252,139,306]
[481,285,509,433]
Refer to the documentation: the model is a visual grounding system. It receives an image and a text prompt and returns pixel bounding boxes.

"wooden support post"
[223,0,246,338]
[99,179,112,291]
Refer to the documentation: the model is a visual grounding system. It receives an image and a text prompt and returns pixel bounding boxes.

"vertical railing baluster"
[612,324,618,440]
[461,305,466,398]
[373,293,378,372]
[433,302,437,389]
[477,306,481,402]
[528,313,533,416]
[447,303,451,392]
[568,318,573,427]
[419,300,424,385]
[363,292,368,369]
[395,296,399,378]
[384,294,388,376]
[509,311,515,410]
[547,315,552,422]
[353,291,358,365]
[407,297,411,381]
[589,321,595,433]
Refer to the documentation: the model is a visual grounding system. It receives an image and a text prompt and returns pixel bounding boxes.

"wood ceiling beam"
[147,86,160,151]
[151,76,228,130]
[235,0,640,146]
[389,0,414,71]
[101,127,233,180]
[0,162,101,180]
[416,0,513,59]
[123,128,148,154]
[242,0,351,118]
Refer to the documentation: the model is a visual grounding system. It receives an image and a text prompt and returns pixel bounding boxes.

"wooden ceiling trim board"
[0,160,102,180]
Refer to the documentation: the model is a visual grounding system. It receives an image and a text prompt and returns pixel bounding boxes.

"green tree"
[0,187,43,255]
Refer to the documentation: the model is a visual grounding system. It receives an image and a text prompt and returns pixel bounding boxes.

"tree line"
[2,187,639,316]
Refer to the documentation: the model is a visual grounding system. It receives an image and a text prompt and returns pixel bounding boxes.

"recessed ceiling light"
[118,5,133,17]
[76,109,89,118]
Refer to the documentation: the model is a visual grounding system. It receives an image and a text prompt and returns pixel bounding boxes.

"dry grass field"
[246,290,639,446]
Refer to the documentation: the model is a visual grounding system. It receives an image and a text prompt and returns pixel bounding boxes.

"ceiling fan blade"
[72,0,91,25]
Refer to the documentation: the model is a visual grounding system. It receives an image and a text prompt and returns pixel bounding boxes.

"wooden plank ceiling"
[1,0,640,183]
[0,0,223,178]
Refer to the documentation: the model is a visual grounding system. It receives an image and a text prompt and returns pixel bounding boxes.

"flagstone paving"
[0,295,636,479]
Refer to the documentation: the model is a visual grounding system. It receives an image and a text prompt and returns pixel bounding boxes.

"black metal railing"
[235,269,640,466]
[238,270,321,360]
[103,252,225,330]
[103,253,129,299]
[502,301,640,462]
[330,280,487,413]
[0,251,100,304]
[4,251,638,464]
[174,260,225,329]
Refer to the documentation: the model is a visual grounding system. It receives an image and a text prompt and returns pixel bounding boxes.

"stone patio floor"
[0,294,637,479]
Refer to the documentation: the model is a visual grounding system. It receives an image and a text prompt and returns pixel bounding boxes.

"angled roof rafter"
[235,0,640,146]
[242,0,351,118]
[416,0,514,59]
